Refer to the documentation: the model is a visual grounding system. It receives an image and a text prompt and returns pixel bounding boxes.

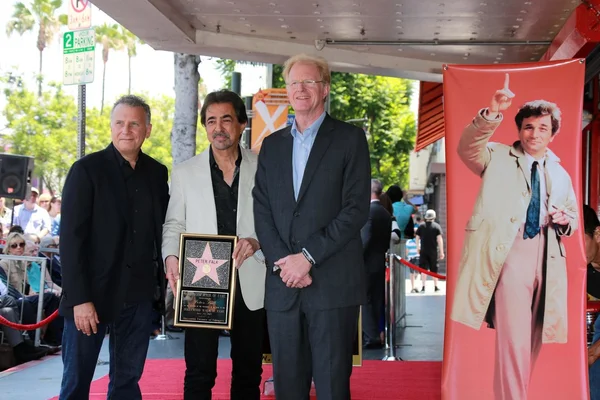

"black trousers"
[362,269,385,344]
[183,277,265,400]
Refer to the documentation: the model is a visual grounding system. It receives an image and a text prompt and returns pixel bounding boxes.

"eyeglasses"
[285,80,325,88]
[10,242,25,249]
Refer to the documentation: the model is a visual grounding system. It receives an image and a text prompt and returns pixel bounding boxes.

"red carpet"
[57,359,441,399]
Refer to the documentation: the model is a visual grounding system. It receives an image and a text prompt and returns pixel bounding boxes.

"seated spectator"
[0,197,12,238]
[0,280,47,364]
[46,196,61,237]
[39,236,61,286]
[24,241,61,296]
[38,193,51,211]
[8,225,24,235]
[25,233,40,249]
[0,232,63,346]
[12,188,51,238]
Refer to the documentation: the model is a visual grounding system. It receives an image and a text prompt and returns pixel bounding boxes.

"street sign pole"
[77,85,86,159]
[63,27,94,160]
[66,0,92,160]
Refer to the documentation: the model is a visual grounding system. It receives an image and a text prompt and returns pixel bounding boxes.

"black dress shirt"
[209,146,241,236]
[113,147,156,302]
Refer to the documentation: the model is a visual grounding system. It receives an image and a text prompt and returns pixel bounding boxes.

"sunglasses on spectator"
[10,242,25,249]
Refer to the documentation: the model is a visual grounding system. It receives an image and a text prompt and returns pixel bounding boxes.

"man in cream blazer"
[450,74,578,400]
[162,90,266,400]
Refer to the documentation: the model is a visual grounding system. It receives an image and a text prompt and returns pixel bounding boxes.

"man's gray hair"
[371,179,383,196]
[111,95,152,125]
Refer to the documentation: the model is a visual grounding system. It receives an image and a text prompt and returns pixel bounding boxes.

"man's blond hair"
[282,54,331,85]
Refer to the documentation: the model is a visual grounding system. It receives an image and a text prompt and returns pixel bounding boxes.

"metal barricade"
[382,252,405,361]
[0,254,51,347]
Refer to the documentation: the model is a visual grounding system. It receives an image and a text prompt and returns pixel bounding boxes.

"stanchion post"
[384,254,390,350]
[152,315,178,341]
[382,253,401,361]
[34,259,47,347]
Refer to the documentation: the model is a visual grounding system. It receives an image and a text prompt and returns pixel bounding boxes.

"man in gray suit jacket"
[253,53,371,400]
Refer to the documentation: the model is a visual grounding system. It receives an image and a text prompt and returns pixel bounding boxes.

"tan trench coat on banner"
[450,110,578,344]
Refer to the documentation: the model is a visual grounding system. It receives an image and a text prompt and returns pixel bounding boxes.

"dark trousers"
[362,269,385,344]
[267,300,359,400]
[184,280,265,400]
[59,301,153,400]
[20,293,63,345]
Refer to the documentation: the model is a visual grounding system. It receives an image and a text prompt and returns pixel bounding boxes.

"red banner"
[442,60,587,399]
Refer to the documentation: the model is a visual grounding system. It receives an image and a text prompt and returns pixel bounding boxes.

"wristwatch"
[301,248,315,266]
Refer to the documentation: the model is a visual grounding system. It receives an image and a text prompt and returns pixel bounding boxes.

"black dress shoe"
[13,342,48,364]
[40,344,61,355]
[166,325,184,333]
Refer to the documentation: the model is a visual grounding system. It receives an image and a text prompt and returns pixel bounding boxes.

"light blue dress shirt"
[290,112,326,200]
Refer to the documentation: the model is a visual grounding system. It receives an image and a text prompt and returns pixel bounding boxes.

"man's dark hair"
[8,225,24,235]
[386,185,404,203]
[200,90,248,126]
[584,204,600,237]
[515,100,561,135]
[111,95,152,125]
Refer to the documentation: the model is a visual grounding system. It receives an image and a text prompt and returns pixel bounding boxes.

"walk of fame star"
[187,244,229,285]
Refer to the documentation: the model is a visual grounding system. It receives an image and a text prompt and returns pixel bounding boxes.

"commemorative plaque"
[174,234,238,329]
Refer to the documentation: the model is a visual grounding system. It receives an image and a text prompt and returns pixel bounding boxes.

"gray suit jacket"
[253,114,371,312]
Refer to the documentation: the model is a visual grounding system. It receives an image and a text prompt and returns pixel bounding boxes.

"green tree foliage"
[2,75,77,193]
[272,64,285,88]
[215,58,236,90]
[1,74,208,192]
[329,73,415,189]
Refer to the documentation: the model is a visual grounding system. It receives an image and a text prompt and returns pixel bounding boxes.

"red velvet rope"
[395,257,447,280]
[0,309,59,330]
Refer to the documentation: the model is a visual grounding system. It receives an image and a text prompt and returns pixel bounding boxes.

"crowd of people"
[0,190,62,366]
[359,179,445,349]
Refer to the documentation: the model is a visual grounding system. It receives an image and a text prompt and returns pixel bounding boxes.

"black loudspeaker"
[0,154,34,200]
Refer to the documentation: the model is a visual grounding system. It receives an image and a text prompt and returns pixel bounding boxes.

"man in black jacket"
[59,95,169,400]
[360,179,391,348]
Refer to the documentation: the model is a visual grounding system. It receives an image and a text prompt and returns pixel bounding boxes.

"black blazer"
[59,144,169,322]
[253,114,371,312]
[361,200,392,274]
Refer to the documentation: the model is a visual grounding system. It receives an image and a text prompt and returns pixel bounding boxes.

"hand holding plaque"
[232,237,260,269]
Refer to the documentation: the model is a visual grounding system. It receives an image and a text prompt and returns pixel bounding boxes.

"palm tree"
[95,23,124,113]
[172,53,200,165]
[120,26,141,95]
[6,0,66,97]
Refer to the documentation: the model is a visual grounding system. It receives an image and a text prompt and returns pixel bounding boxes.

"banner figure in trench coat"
[450,73,578,400]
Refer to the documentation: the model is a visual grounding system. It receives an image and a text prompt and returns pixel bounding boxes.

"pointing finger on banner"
[502,73,515,98]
